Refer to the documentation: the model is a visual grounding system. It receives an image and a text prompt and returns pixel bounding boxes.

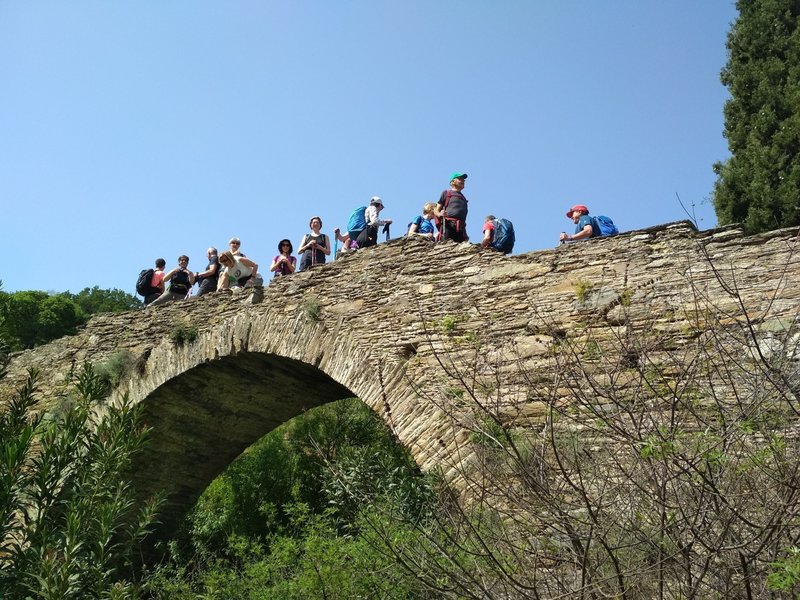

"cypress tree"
[713,0,800,233]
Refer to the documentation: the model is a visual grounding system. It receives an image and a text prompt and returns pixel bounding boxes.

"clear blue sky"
[1,1,738,295]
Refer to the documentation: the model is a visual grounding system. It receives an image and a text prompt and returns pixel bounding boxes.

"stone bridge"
[3,221,799,538]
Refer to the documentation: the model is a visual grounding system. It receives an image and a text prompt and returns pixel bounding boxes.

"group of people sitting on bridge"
[139,172,616,307]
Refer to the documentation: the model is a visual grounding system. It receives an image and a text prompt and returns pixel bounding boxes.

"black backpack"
[136,269,155,296]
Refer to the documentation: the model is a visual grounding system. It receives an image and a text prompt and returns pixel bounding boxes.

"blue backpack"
[347,206,367,239]
[592,215,619,237]
[491,218,515,254]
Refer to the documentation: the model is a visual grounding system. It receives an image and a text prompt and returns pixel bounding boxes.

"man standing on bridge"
[436,172,469,243]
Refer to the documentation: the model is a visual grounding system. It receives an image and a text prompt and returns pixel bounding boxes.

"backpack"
[347,206,367,238]
[592,215,619,237]
[491,218,515,254]
[136,268,154,296]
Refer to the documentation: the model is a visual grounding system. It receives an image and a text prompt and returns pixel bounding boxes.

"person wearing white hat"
[356,196,393,248]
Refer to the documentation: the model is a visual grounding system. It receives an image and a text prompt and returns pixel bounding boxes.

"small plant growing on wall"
[170,324,199,347]
[301,295,322,322]
[94,350,136,392]
[573,279,594,302]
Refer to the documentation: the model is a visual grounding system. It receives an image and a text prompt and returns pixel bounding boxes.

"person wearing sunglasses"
[148,255,196,307]
[228,237,246,257]
[270,239,296,278]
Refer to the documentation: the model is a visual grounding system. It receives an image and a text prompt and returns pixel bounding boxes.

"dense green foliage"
[0,284,141,351]
[713,0,800,233]
[0,363,161,599]
[146,398,437,598]
[68,286,142,315]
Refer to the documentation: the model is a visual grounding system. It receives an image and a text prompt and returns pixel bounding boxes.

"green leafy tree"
[0,291,84,350]
[0,287,140,351]
[713,0,800,233]
[68,286,141,315]
[0,363,162,599]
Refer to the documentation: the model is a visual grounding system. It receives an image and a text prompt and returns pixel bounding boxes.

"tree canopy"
[0,284,141,351]
[713,0,800,233]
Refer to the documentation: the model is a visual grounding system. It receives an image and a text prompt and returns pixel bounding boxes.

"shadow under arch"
[129,351,354,543]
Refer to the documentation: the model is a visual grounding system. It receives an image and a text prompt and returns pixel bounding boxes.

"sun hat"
[566,204,589,218]
[370,196,383,207]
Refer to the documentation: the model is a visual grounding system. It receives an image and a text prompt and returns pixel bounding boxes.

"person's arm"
[297,235,310,254]
[568,224,594,241]
[217,268,229,290]
[240,257,259,276]
[482,226,493,248]
[187,271,196,285]
[269,256,281,273]
[365,206,379,226]
[196,262,218,279]
[286,256,296,273]
[321,235,331,256]
[408,219,419,236]
[162,268,178,282]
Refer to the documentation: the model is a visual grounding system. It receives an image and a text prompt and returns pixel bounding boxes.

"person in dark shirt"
[194,247,220,296]
[148,255,196,307]
[435,172,469,243]
[298,216,331,270]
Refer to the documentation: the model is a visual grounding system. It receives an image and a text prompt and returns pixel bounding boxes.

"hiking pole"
[383,223,391,242]
[333,235,339,260]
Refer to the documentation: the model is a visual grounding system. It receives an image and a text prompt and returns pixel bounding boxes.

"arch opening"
[130,351,354,539]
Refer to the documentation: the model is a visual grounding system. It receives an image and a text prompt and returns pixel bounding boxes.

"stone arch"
[117,308,425,537]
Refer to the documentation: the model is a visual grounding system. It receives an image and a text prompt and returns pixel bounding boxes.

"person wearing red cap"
[560,204,599,242]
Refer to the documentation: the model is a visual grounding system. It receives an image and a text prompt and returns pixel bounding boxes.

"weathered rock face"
[3,221,799,536]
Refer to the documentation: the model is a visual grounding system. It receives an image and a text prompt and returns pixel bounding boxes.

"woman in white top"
[217,250,260,290]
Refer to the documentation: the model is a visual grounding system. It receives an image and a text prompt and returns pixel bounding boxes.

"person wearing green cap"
[435,172,469,243]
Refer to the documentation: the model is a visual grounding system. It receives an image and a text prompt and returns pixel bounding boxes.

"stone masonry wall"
[2,221,799,534]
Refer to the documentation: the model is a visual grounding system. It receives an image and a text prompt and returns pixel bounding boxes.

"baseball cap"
[450,172,468,181]
[566,205,589,218]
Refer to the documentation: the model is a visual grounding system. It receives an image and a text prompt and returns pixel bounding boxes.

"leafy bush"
[146,398,436,598]
[0,363,162,599]
[94,350,136,392]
